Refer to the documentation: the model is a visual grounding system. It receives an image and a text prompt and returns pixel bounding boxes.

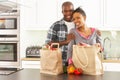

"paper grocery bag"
[40,43,63,75]
[72,44,104,75]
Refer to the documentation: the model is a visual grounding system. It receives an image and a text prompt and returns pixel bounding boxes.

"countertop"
[0,69,120,80]
[22,58,120,63]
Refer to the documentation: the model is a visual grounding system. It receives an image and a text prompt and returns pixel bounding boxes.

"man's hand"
[96,29,101,36]
[47,33,75,46]
[66,33,75,43]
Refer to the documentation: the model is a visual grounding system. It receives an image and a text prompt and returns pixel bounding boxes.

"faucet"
[103,37,111,49]
[103,37,111,59]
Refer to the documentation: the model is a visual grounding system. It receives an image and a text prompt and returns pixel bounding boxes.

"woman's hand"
[95,43,103,52]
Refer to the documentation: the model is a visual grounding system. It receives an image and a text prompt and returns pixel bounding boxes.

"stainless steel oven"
[0,40,20,68]
[0,0,20,69]
[0,15,20,68]
[0,42,18,61]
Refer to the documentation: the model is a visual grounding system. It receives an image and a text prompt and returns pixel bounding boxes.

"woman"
[67,7,102,63]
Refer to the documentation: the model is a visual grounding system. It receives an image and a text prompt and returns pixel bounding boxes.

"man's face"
[62,5,74,22]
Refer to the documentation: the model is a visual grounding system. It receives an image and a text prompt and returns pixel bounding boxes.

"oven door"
[0,41,19,61]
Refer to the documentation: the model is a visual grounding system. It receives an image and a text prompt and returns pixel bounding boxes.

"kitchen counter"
[0,69,120,80]
[22,57,120,63]
[102,59,120,63]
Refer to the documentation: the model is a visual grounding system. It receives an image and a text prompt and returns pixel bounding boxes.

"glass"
[0,43,17,61]
[0,18,17,29]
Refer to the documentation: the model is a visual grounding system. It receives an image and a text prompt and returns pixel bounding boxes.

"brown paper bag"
[40,43,63,75]
[72,44,104,75]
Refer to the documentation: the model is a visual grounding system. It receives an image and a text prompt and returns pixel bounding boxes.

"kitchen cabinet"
[21,58,40,69]
[20,0,38,30]
[20,0,120,30]
[58,0,102,29]
[9,0,17,2]
[20,0,57,30]
[37,0,57,30]
[103,0,120,30]
[20,0,102,30]
[21,57,120,71]
[103,63,120,71]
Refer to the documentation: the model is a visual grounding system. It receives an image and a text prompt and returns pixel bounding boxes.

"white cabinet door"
[20,0,120,31]
[20,0,38,29]
[103,63,120,71]
[20,0,57,30]
[57,0,102,29]
[37,0,57,30]
[104,0,120,29]
[22,60,40,69]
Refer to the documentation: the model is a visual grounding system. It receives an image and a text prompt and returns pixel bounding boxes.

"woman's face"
[72,12,86,29]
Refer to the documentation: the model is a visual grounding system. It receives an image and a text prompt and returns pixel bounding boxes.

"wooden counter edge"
[21,58,40,61]
[21,58,120,63]
[102,59,120,63]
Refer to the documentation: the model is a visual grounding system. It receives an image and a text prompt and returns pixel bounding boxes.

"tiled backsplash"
[101,31,120,60]
[20,30,120,59]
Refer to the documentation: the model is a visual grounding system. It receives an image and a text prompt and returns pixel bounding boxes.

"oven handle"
[0,41,19,43]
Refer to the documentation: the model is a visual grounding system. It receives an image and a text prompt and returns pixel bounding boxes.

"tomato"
[74,68,83,75]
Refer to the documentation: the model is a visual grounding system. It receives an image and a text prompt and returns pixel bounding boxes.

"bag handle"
[74,45,89,70]
[50,43,59,49]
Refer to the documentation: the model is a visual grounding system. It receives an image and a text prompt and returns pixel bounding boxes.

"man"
[45,1,75,70]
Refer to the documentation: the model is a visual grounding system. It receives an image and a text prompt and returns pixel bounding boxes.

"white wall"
[20,30,47,58]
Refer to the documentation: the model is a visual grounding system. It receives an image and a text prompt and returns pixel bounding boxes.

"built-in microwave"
[0,17,17,29]
[0,15,19,35]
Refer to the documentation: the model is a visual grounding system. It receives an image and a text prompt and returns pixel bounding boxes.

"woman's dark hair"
[72,7,86,17]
